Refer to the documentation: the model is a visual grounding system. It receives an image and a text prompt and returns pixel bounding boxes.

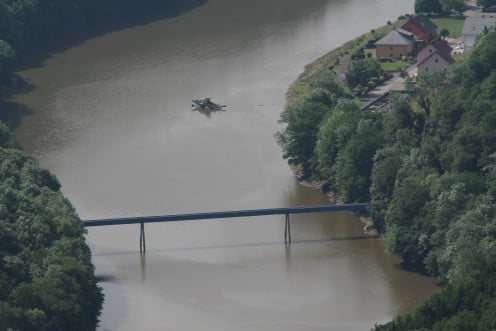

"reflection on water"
[93,234,375,257]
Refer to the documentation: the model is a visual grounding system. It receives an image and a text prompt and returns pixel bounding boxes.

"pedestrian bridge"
[83,203,370,253]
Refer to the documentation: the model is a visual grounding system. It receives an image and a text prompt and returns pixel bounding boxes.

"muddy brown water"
[11,0,438,329]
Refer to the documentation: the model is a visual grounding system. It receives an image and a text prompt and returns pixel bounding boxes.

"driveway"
[464,0,482,17]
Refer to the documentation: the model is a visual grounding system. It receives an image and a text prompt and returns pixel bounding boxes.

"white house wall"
[418,54,450,73]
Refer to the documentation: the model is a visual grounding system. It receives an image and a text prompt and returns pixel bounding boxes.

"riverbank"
[283,19,408,234]
[285,18,407,108]
[279,11,496,330]
[282,14,465,223]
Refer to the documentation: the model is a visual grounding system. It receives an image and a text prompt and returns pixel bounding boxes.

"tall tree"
[345,58,381,88]
[0,39,14,82]
[439,0,466,15]
[477,0,496,10]
[415,0,442,14]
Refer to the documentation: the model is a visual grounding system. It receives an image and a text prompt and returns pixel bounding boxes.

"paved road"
[350,2,482,111]
[464,0,482,17]
[337,55,351,84]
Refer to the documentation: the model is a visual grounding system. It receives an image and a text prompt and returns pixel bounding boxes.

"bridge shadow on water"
[94,235,378,285]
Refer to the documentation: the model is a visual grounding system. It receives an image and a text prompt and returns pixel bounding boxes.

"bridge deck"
[83,203,369,227]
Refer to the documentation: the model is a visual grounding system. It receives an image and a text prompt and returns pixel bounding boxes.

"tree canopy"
[414,0,443,15]
[278,28,496,330]
[0,123,103,330]
[477,0,496,10]
[439,0,466,15]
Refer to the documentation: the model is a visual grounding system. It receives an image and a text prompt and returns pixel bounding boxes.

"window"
[435,58,438,63]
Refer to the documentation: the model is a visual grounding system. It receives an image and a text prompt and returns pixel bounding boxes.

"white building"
[462,15,496,51]
[417,45,453,73]
[416,40,454,74]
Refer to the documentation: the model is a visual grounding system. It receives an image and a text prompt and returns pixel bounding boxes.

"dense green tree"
[280,22,496,331]
[439,28,449,38]
[414,0,442,14]
[277,76,349,178]
[404,69,447,118]
[384,173,432,266]
[334,116,383,201]
[276,98,333,177]
[0,123,103,330]
[477,0,496,10]
[315,100,361,185]
[345,58,381,88]
[0,39,14,82]
[468,29,496,81]
[372,29,496,330]
[0,123,20,148]
[439,0,466,15]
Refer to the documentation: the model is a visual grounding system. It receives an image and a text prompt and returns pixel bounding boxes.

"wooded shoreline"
[278,9,496,329]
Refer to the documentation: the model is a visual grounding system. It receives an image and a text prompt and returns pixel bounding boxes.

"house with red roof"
[402,15,437,44]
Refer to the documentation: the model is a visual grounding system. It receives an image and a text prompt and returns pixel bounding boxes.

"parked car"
[377,57,393,63]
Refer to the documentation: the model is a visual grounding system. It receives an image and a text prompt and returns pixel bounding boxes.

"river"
[10,0,438,330]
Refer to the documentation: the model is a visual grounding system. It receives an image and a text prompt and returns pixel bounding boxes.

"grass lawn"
[286,19,410,104]
[381,61,408,72]
[366,49,409,72]
[430,17,465,38]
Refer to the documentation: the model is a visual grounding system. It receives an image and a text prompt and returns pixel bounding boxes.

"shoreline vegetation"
[283,15,465,231]
[279,9,496,330]
[0,123,104,330]
[285,19,407,108]
[283,19,407,236]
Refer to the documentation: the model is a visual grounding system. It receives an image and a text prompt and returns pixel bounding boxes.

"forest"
[0,123,104,330]
[277,29,496,330]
